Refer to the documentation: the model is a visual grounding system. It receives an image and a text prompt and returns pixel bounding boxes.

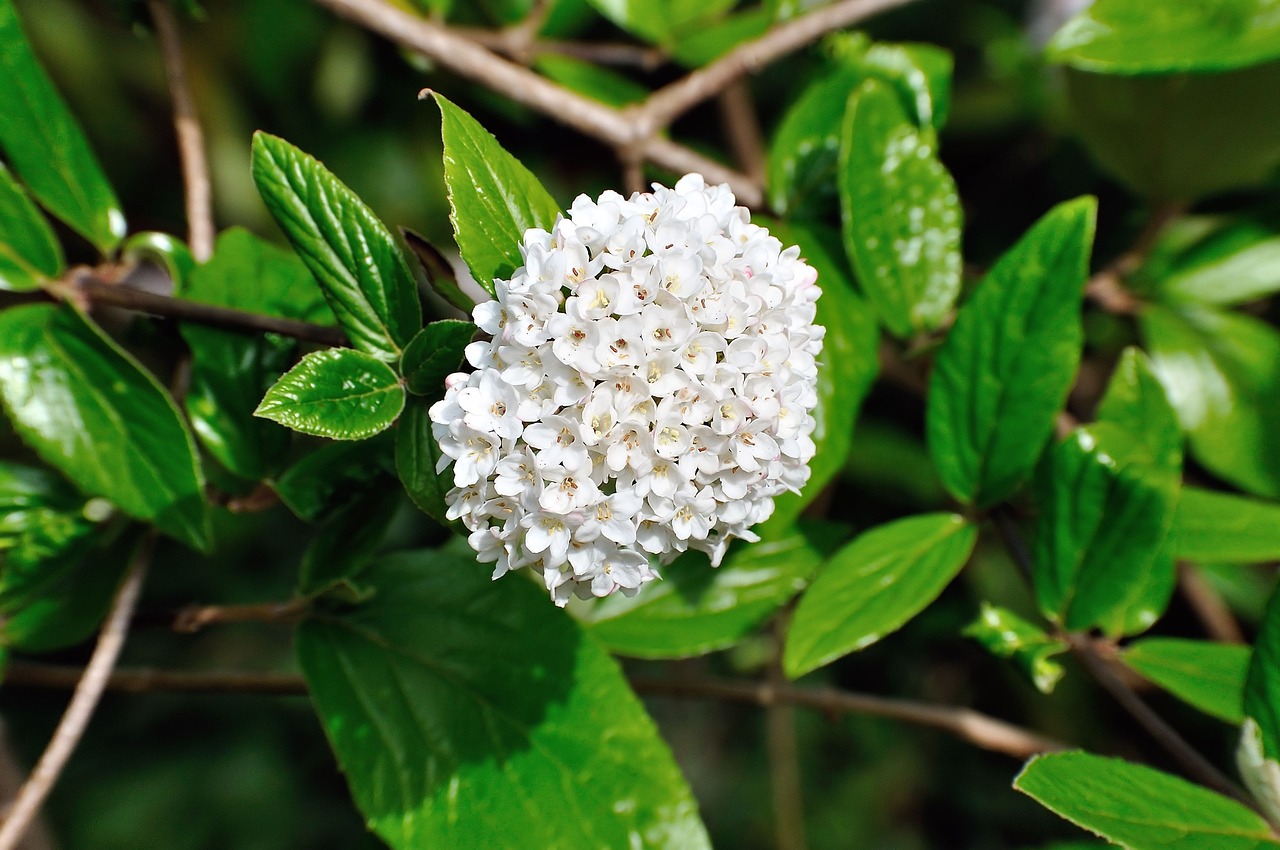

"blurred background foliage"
[3,0,1276,847]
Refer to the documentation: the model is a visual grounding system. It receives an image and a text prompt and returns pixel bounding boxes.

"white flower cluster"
[430,174,823,605]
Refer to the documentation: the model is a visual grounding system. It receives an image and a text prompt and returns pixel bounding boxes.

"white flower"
[430,174,824,605]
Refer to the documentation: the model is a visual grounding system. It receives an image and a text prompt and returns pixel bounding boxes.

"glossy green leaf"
[429,92,561,295]
[394,399,453,528]
[927,197,1096,508]
[274,438,393,522]
[1062,65,1280,201]
[1123,637,1248,724]
[756,220,878,536]
[839,79,963,337]
[1015,751,1280,850]
[400,320,473,398]
[0,460,94,576]
[255,348,405,441]
[1047,0,1280,74]
[0,305,208,550]
[251,132,421,360]
[1245,591,1280,783]
[1032,425,1177,632]
[785,513,976,678]
[1141,304,1280,499]
[669,7,770,66]
[768,68,860,218]
[584,523,847,659]
[0,162,62,292]
[0,0,124,253]
[298,480,400,596]
[828,33,953,130]
[181,229,334,480]
[1175,487,1280,563]
[2,523,135,652]
[584,0,735,46]
[963,603,1067,693]
[297,546,712,849]
[1153,213,1280,306]
[1095,346,1183,475]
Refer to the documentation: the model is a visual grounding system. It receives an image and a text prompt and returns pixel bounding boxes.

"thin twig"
[46,269,348,347]
[5,663,307,697]
[634,679,1065,759]
[1177,561,1246,644]
[765,618,808,850]
[1069,636,1256,810]
[4,661,1064,758]
[635,0,913,137]
[1083,203,1187,317]
[0,534,155,850]
[171,599,310,633]
[149,1,214,262]
[716,80,767,184]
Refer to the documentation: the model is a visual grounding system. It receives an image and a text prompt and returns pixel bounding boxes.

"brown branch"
[5,663,308,697]
[1083,203,1187,317]
[1069,635,1256,810]
[717,80,767,184]
[0,535,155,850]
[313,0,910,208]
[765,618,808,850]
[171,599,310,633]
[149,1,214,262]
[635,0,914,137]
[46,269,348,347]
[5,660,1063,759]
[634,679,1065,759]
[1177,561,1246,645]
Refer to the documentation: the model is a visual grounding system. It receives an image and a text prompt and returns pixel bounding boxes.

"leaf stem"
[0,534,155,850]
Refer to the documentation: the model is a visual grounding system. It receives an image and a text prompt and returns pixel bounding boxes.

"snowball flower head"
[430,174,824,605]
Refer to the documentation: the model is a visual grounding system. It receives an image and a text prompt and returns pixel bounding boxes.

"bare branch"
[171,599,310,634]
[1177,562,1246,644]
[717,80,767,184]
[636,0,915,137]
[765,618,808,850]
[6,661,1064,759]
[45,269,348,347]
[634,679,1066,760]
[148,1,214,262]
[0,535,155,850]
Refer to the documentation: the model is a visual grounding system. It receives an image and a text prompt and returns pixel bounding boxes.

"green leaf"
[0,460,95,577]
[669,7,770,67]
[1245,590,1280,774]
[756,220,878,536]
[250,132,421,360]
[1152,212,1280,306]
[1096,347,1183,475]
[1061,65,1280,201]
[768,68,860,218]
[533,54,649,107]
[400,227,475,314]
[1032,425,1177,632]
[0,162,62,292]
[298,480,400,596]
[963,603,1067,693]
[400,320,474,398]
[1123,637,1249,724]
[828,33,953,131]
[0,0,124,253]
[584,523,847,659]
[1141,304,1280,499]
[394,399,453,528]
[297,546,712,849]
[122,231,196,289]
[273,438,392,522]
[1175,487,1280,563]
[1015,751,1280,850]
[255,348,405,441]
[927,197,1096,507]
[0,305,209,551]
[584,0,735,47]
[1047,0,1280,74]
[2,524,136,652]
[429,92,561,295]
[785,513,976,678]
[181,229,334,480]
[839,79,963,337]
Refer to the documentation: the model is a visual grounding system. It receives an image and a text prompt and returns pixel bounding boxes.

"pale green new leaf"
[256,348,405,441]
[963,603,1067,693]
